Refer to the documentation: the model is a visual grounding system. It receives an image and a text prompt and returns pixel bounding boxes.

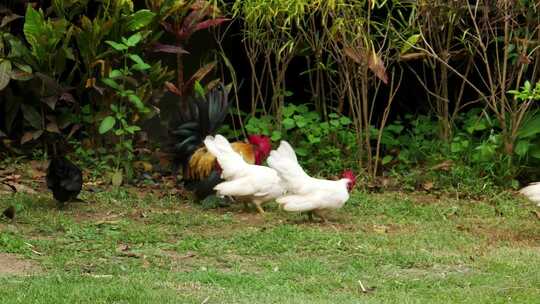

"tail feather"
[170,83,229,165]
[204,135,247,178]
[267,141,309,186]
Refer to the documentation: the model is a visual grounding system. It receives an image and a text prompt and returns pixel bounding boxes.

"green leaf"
[102,78,120,90]
[295,147,309,156]
[307,134,320,144]
[129,53,151,70]
[339,116,352,125]
[283,118,295,130]
[194,81,205,97]
[515,140,530,157]
[518,114,540,139]
[450,142,462,153]
[0,59,12,90]
[297,105,309,114]
[21,104,41,130]
[99,116,116,134]
[126,32,142,47]
[294,115,307,128]
[125,126,141,134]
[271,130,282,141]
[400,34,421,54]
[528,143,540,159]
[128,54,145,65]
[105,40,128,51]
[109,69,123,78]
[126,10,155,31]
[283,105,296,118]
[382,155,393,165]
[23,7,45,59]
[132,62,151,71]
[128,94,144,111]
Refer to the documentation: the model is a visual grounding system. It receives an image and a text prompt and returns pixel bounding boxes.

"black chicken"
[46,156,83,208]
[2,206,15,220]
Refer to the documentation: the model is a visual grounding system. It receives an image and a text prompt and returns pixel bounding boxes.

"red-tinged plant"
[147,0,229,110]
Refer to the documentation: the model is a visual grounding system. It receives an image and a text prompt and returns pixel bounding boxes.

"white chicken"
[203,135,285,214]
[266,140,356,222]
[519,183,540,206]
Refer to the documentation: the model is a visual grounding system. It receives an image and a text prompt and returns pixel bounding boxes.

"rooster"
[170,83,272,202]
[519,183,540,206]
[203,135,285,214]
[267,140,356,222]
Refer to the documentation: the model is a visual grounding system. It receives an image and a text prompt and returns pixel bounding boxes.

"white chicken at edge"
[267,140,356,222]
[203,134,285,214]
[519,182,540,206]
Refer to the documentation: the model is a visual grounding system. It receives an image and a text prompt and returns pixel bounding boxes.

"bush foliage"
[1,0,540,189]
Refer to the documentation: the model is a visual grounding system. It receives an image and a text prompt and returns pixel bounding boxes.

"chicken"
[203,135,285,214]
[519,182,540,206]
[46,156,83,209]
[2,206,15,220]
[170,83,272,202]
[267,140,356,222]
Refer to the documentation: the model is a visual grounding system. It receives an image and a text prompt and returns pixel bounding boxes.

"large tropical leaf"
[126,10,156,31]
[21,104,42,130]
[518,113,540,139]
[153,43,189,54]
[0,59,12,91]
[23,7,47,62]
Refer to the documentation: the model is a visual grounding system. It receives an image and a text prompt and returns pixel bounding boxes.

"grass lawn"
[0,188,539,303]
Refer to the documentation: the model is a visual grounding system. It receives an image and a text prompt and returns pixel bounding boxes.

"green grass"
[0,189,539,303]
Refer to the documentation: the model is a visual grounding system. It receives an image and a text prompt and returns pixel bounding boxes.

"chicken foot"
[253,201,265,214]
[306,210,327,223]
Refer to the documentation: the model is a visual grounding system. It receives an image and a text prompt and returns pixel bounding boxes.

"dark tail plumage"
[170,83,229,167]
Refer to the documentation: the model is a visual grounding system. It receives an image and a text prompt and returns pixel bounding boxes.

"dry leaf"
[28,168,45,179]
[20,132,34,144]
[111,170,123,187]
[518,53,531,65]
[142,258,151,269]
[133,161,153,172]
[358,280,376,294]
[343,46,363,64]
[373,224,388,234]
[431,160,453,171]
[85,77,96,88]
[368,49,389,84]
[399,52,427,61]
[46,122,60,134]
[165,81,181,96]
[117,244,130,252]
[5,182,37,194]
[422,181,434,191]
[0,183,15,194]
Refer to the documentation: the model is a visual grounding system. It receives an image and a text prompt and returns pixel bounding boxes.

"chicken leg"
[253,201,265,214]
[313,209,328,223]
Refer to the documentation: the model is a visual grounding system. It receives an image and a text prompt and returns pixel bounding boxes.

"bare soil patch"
[0,253,42,276]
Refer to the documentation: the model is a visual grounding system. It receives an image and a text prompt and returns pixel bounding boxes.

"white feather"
[267,140,351,213]
[519,182,540,206]
[203,135,285,205]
